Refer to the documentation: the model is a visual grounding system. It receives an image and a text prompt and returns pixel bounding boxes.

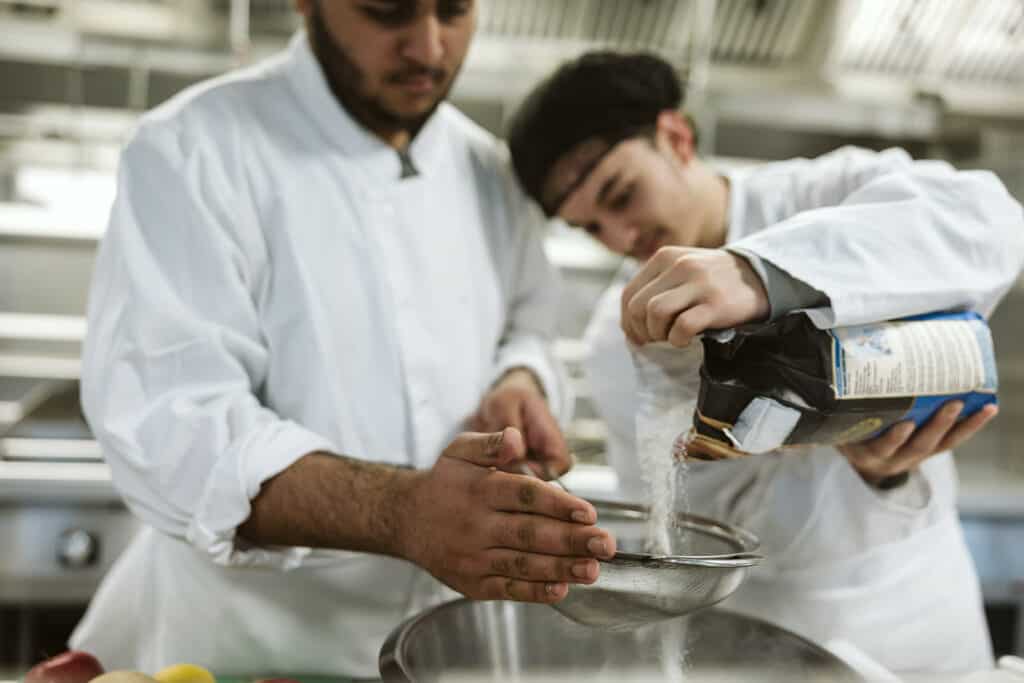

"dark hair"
[507,51,685,214]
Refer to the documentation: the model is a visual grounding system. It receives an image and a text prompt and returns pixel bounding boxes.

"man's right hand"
[397,427,616,604]
[620,247,770,347]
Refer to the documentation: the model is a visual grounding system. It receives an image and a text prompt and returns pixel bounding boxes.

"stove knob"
[58,528,99,569]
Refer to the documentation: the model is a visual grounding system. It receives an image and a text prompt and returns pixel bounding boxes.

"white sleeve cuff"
[187,420,337,569]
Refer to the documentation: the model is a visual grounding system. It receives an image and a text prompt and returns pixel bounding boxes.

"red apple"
[24,651,105,683]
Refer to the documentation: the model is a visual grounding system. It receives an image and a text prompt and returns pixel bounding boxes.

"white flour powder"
[631,343,704,555]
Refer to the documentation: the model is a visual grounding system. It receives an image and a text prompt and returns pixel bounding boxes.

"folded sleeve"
[81,125,335,569]
[729,147,1024,327]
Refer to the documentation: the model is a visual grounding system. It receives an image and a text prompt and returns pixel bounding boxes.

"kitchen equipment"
[0,377,136,605]
[556,546,761,629]
[551,498,761,629]
[0,378,99,461]
[0,374,138,669]
[0,375,70,431]
[379,599,861,682]
[516,464,761,627]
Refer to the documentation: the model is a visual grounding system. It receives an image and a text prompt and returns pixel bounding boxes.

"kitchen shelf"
[0,460,116,502]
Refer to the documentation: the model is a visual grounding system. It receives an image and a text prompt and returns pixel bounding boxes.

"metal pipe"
[688,0,718,156]
[229,0,252,65]
[127,52,151,111]
[688,0,716,99]
[0,438,102,461]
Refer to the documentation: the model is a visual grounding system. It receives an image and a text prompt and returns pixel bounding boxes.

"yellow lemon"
[152,664,215,683]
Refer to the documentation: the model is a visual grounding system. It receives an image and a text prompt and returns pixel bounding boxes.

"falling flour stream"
[631,343,703,553]
[631,343,706,676]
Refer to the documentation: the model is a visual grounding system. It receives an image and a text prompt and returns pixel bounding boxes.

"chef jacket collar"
[283,30,447,184]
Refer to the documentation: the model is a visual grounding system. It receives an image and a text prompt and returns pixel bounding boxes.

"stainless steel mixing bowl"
[379,599,861,682]
[551,499,762,628]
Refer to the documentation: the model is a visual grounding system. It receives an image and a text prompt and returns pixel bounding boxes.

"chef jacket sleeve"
[728,146,1024,328]
[81,125,336,569]
[488,149,573,423]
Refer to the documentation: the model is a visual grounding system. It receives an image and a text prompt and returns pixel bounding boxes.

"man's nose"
[400,14,445,65]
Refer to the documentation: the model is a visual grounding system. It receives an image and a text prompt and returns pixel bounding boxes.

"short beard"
[306,2,451,139]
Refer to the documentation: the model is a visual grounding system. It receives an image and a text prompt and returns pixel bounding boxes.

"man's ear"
[655,110,696,164]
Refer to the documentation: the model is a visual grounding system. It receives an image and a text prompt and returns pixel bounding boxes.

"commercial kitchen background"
[0,0,1022,671]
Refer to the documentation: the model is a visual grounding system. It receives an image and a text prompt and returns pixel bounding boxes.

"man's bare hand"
[470,368,571,476]
[398,428,616,604]
[621,247,770,347]
[839,402,999,487]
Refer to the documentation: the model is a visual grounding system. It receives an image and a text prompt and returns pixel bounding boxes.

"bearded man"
[73,2,615,674]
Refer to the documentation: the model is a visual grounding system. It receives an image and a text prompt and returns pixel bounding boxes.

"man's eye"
[438,0,472,22]
[360,2,415,27]
[609,186,634,212]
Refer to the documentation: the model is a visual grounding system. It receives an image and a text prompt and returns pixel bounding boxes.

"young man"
[72,1,616,675]
[508,52,1024,673]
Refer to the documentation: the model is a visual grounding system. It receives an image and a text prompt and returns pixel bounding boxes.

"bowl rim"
[378,600,856,682]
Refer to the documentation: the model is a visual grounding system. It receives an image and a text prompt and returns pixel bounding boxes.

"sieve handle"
[612,551,763,567]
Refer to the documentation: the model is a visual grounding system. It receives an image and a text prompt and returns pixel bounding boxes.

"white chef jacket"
[584,147,1024,674]
[72,31,568,676]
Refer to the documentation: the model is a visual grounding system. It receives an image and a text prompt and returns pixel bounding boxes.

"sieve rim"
[590,498,761,547]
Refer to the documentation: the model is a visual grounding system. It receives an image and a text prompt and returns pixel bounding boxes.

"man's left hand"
[839,401,999,487]
[470,368,572,477]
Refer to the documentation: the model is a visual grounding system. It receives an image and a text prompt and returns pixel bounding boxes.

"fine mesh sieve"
[553,499,762,629]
